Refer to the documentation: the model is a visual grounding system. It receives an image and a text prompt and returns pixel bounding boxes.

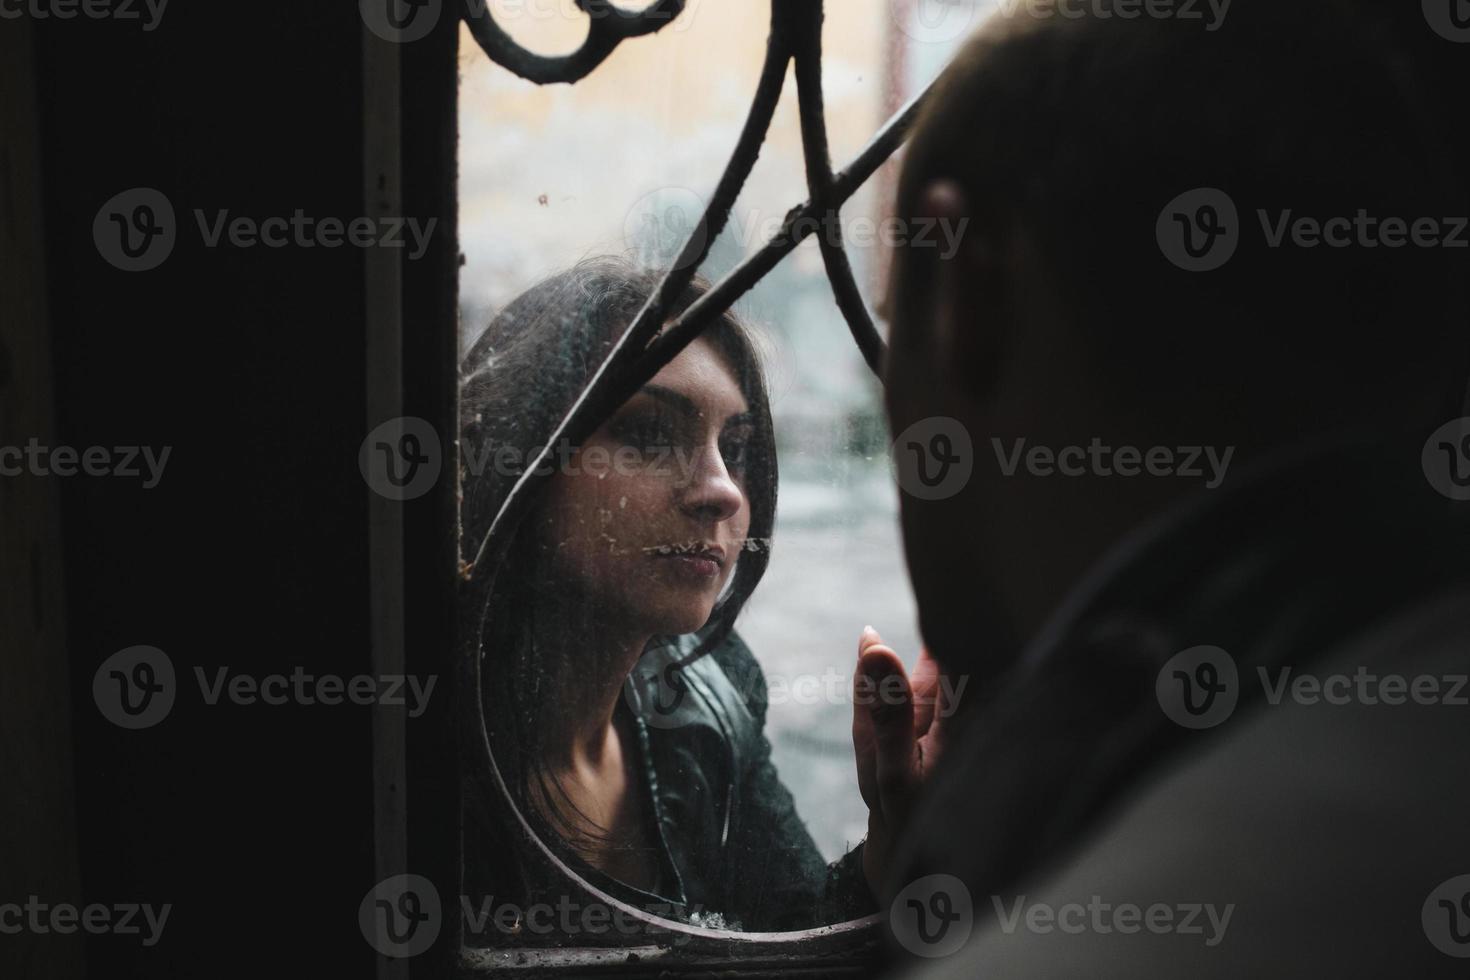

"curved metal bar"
[462,0,688,85]
[645,79,935,374]
[791,0,889,376]
[464,0,796,582]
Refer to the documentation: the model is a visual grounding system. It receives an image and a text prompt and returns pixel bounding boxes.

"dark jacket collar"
[888,426,1470,910]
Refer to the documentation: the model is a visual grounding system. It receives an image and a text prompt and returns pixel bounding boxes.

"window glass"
[457,0,982,939]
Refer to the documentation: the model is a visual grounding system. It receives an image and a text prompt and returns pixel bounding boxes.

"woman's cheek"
[595,457,673,522]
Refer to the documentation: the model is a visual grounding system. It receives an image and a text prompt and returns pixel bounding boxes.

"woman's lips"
[654,553,722,579]
[647,542,725,581]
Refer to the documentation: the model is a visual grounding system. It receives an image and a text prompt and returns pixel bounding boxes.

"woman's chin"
[645,603,717,639]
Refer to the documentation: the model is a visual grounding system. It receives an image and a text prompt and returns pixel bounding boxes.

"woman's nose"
[677,443,743,523]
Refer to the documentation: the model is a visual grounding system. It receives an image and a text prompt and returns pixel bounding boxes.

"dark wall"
[28,5,458,977]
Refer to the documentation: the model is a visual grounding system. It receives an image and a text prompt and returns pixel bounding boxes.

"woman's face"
[534,335,755,637]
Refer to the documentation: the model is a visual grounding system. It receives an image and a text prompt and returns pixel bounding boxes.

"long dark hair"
[460,255,778,849]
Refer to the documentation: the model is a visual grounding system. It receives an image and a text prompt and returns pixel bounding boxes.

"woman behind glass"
[460,256,877,934]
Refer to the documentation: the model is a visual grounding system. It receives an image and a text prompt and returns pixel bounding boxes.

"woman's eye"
[720,432,751,474]
[614,414,675,453]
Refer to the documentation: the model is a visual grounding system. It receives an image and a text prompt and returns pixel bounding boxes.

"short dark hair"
[892,0,1468,422]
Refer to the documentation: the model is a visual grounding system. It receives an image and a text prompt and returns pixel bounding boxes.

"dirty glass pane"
[457,0,980,940]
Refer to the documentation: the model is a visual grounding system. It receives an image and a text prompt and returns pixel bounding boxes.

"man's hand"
[852,626,951,898]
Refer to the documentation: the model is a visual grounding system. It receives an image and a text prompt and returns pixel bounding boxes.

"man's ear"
[918,179,1007,403]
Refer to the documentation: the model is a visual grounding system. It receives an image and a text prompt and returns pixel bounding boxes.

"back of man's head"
[892,0,1468,430]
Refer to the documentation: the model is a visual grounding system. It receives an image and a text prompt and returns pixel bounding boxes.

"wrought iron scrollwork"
[463,0,936,583]
[462,0,689,85]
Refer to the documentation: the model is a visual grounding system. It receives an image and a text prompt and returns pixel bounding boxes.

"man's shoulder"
[905,585,1470,978]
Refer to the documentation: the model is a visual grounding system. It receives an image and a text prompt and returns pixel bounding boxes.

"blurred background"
[459,0,985,860]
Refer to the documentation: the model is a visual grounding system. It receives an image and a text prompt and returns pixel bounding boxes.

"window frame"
[393,1,953,974]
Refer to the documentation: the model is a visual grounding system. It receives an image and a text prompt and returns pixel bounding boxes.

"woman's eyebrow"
[640,382,752,423]
[639,384,699,417]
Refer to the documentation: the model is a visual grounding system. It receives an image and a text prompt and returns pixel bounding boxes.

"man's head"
[884,0,1468,682]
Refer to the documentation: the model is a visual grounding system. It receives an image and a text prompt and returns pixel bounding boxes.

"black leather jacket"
[585,630,875,932]
[466,629,876,938]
